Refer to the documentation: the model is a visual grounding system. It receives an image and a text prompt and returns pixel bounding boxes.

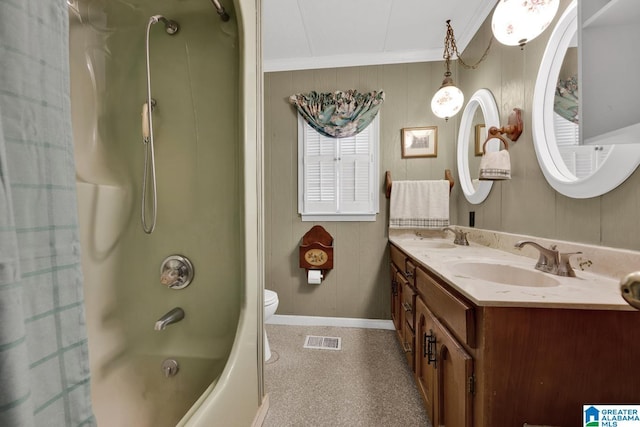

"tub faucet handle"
[160,255,194,289]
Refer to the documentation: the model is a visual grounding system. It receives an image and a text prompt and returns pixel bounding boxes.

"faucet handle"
[456,231,469,246]
[558,251,582,277]
[443,227,469,246]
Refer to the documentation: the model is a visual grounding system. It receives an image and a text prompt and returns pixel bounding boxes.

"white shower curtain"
[0,1,95,426]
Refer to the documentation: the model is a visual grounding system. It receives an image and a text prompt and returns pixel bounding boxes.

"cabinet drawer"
[390,244,409,276]
[402,322,415,371]
[402,282,416,331]
[416,267,476,348]
[406,259,416,285]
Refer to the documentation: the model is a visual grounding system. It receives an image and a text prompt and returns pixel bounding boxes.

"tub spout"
[154,307,185,331]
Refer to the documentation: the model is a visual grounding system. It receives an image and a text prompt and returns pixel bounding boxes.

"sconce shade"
[431,77,464,120]
[491,0,559,47]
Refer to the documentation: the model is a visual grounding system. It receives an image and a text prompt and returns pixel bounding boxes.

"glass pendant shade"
[431,78,464,120]
[491,0,560,46]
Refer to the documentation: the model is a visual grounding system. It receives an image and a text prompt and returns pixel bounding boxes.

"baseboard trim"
[267,314,395,330]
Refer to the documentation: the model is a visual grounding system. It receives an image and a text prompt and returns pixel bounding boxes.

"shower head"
[210,0,230,21]
[150,15,179,35]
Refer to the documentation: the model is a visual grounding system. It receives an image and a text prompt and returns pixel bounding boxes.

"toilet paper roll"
[307,270,323,285]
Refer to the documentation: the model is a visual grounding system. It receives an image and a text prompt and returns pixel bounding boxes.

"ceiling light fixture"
[491,0,560,48]
[431,20,492,121]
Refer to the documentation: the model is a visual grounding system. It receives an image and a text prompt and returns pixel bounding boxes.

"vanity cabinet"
[390,245,416,369]
[415,261,474,427]
[389,242,640,427]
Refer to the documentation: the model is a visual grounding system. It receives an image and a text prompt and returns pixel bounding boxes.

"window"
[297,114,379,221]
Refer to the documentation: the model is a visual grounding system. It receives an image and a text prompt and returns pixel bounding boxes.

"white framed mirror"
[457,88,500,204]
[532,0,640,199]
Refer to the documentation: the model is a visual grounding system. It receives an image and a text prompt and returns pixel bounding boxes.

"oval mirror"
[532,0,640,198]
[457,88,500,204]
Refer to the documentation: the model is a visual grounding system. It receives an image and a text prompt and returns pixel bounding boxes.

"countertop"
[389,231,635,311]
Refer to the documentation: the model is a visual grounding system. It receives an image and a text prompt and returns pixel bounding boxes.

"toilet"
[264,289,279,361]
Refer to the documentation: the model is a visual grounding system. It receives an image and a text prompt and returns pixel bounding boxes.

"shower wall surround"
[71,0,260,425]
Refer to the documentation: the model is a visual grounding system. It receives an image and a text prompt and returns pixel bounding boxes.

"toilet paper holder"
[299,225,333,282]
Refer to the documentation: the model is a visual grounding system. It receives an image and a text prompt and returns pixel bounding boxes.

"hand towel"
[479,136,511,180]
[389,180,449,229]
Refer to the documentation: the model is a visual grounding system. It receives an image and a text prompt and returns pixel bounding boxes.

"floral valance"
[554,75,578,124]
[289,90,385,138]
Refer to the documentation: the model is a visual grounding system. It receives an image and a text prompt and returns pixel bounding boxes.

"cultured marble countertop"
[389,230,636,311]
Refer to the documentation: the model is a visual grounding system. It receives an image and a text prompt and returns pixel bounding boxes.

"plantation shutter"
[302,123,337,214]
[339,127,373,213]
[298,114,379,221]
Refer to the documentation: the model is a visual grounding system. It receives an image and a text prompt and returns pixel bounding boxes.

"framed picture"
[475,124,487,156]
[401,126,438,158]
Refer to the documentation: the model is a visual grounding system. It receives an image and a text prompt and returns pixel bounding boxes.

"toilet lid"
[264,289,278,305]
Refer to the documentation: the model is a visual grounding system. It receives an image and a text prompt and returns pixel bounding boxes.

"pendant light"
[431,20,463,121]
[431,20,492,121]
[491,0,560,48]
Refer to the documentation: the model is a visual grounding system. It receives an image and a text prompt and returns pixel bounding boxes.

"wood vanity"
[390,242,640,427]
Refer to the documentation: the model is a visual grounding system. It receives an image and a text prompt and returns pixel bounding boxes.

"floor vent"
[304,335,342,351]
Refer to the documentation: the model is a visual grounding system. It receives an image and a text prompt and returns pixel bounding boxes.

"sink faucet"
[443,227,469,246]
[155,307,185,330]
[514,240,581,277]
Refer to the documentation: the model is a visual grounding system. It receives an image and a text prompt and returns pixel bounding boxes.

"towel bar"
[385,169,454,199]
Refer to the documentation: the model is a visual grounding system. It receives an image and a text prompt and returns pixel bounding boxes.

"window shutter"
[297,114,379,221]
[339,128,373,213]
[302,124,337,213]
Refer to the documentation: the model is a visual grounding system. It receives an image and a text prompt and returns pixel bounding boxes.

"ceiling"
[262,0,498,72]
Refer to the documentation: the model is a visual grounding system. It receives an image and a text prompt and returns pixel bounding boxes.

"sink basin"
[401,240,457,250]
[451,261,560,287]
[419,241,457,249]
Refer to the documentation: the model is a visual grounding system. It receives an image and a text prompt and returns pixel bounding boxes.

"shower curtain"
[0,1,95,426]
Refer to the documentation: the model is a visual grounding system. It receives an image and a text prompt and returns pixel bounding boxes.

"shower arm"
[210,0,230,21]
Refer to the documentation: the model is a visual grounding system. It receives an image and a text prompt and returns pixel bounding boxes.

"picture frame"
[401,126,438,158]
[475,124,487,156]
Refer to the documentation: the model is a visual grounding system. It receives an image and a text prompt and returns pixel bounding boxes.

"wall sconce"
[491,0,560,48]
[431,20,492,121]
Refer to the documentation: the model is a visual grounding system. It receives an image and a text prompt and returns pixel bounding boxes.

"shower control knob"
[160,255,194,290]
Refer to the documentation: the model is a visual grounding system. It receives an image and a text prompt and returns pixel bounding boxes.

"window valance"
[554,75,578,124]
[289,90,385,138]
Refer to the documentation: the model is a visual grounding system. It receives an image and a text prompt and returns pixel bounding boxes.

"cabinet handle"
[402,302,412,312]
[425,330,437,367]
[403,342,412,353]
[405,270,414,278]
[391,279,398,296]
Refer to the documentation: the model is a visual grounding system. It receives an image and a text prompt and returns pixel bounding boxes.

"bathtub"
[71,0,263,425]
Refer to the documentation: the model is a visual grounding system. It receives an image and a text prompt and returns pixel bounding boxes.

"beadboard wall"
[454,0,640,250]
[264,63,458,318]
[264,0,640,318]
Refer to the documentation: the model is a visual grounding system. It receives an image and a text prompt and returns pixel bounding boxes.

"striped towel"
[389,180,449,229]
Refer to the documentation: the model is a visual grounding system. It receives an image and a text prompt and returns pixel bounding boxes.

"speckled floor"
[263,324,432,427]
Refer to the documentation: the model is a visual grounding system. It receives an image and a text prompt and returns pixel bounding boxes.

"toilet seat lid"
[264,289,278,305]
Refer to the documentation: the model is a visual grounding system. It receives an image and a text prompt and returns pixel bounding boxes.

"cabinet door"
[390,263,401,332]
[395,272,408,334]
[433,312,473,427]
[402,320,415,371]
[415,297,436,422]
